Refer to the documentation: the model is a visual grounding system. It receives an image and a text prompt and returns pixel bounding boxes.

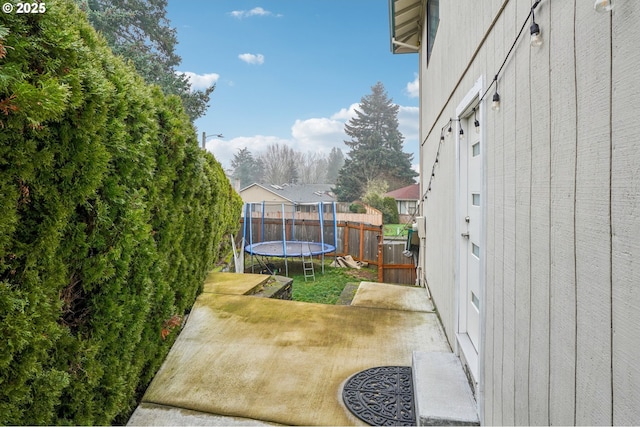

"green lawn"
[280,260,378,304]
[291,268,352,304]
[383,223,410,237]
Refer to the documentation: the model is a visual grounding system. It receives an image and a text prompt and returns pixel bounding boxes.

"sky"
[166,0,420,171]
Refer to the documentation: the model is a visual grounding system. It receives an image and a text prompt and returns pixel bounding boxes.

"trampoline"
[242,201,338,276]
[245,241,336,257]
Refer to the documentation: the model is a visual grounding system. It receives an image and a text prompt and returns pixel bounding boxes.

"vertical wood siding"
[420,0,640,424]
[574,1,613,424]
[528,0,551,423]
[548,0,578,423]
[513,2,532,424]
[611,3,640,425]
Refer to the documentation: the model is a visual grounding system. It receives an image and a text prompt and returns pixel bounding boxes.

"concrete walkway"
[128,273,451,426]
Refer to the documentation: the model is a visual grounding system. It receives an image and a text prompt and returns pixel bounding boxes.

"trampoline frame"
[245,241,336,258]
[243,201,338,276]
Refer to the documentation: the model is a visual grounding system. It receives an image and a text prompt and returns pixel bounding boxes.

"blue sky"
[166,0,420,170]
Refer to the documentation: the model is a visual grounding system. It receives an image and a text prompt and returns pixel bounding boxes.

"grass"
[255,259,378,304]
[291,268,352,304]
[383,223,410,237]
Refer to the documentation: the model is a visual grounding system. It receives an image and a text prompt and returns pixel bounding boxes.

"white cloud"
[398,105,420,155]
[330,103,359,121]
[176,71,219,91]
[207,103,420,170]
[238,53,265,65]
[406,73,419,98]
[290,118,345,153]
[206,135,290,167]
[230,7,281,18]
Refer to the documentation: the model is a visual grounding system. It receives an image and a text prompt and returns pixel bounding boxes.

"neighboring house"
[389,0,639,425]
[239,183,336,215]
[240,183,384,225]
[385,183,419,223]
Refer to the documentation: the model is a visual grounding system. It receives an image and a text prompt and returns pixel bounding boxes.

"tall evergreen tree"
[74,0,214,122]
[326,147,345,184]
[334,82,417,201]
[231,148,262,189]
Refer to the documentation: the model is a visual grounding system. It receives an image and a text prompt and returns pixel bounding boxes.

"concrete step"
[335,282,360,305]
[412,352,480,426]
[203,272,271,295]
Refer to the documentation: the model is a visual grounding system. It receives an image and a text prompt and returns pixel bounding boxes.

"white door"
[460,114,481,352]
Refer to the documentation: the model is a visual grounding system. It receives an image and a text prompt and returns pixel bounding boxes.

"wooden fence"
[243,202,383,226]
[239,218,416,284]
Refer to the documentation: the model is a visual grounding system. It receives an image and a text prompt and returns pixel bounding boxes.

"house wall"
[243,201,383,225]
[239,186,288,205]
[419,0,640,424]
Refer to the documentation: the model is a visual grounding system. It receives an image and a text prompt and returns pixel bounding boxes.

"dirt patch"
[343,267,378,281]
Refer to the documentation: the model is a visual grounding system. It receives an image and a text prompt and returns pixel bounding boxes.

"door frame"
[454,76,485,391]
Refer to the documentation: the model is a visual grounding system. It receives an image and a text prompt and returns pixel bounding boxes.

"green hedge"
[0,2,242,424]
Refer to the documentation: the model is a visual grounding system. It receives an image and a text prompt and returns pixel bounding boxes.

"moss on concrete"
[141,294,449,426]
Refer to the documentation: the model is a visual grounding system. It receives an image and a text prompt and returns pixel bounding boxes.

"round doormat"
[342,366,415,426]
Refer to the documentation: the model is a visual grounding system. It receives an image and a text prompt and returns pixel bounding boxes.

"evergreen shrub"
[362,194,400,224]
[0,2,242,424]
[348,202,367,214]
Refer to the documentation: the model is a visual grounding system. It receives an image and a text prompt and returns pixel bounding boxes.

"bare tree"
[297,152,328,184]
[259,143,299,184]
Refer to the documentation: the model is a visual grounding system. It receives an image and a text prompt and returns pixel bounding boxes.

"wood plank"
[481,20,495,426]
[377,239,384,282]
[527,0,551,423]
[611,2,640,424]
[573,3,613,424]
[499,3,518,424]
[548,1,577,424]
[382,264,415,269]
[513,2,533,424]
[489,10,505,424]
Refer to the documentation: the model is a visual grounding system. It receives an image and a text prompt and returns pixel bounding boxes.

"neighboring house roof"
[240,183,336,204]
[385,183,420,201]
[388,0,422,54]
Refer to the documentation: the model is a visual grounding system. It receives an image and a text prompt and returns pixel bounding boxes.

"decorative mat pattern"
[342,366,415,426]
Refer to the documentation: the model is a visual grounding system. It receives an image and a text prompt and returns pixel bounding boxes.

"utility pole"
[201,132,224,149]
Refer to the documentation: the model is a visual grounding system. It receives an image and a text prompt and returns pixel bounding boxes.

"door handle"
[461,232,469,238]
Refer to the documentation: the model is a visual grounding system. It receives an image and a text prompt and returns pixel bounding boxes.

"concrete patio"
[128,272,452,426]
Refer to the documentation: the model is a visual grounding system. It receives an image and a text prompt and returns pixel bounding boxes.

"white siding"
[528,1,551,423]
[575,2,613,424]
[418,0,640,424]
[513,3,532,425]
[612,3,640,424]
[548,0,578,423]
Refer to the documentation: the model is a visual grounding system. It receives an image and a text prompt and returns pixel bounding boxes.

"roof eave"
[388,0,423,54]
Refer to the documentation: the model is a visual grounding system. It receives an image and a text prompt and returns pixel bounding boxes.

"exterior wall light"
[530,2,543,47]
[474,109,480,134]
[530,21,543,47]
[492,91,500,111]
[491,75,501,111]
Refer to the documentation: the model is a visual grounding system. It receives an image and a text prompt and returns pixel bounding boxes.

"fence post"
[377,232,384,282]
[343,222,349,256]
[359,222,365,261]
